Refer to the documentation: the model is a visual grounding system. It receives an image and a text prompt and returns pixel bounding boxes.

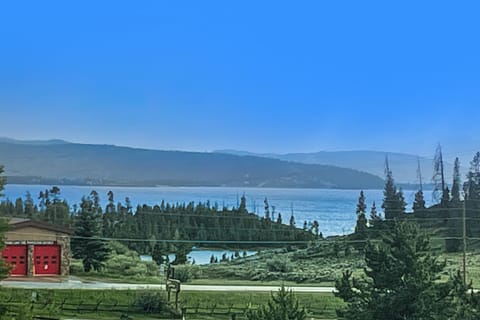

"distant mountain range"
[0,138,384,189]
[214,150,452,184]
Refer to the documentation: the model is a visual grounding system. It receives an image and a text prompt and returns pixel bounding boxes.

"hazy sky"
[1,1,479,159]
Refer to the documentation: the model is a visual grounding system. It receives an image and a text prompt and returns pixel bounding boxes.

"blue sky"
[0,1,479,158]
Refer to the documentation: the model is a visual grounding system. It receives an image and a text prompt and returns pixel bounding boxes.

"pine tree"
[152,243,165,265]
[413,190,426,213]
[24,191,35,218]
[72,196,110,272]
[50,186,61,204]
[14,198,23,216]
[335,221,469,319]
[0,165,6,197]
[106,190,116,214]
[239,193,247,214]
[413,156,426,214]
[172,229,190,265]
[355,191,368,236]
[465,152,480,237]
[446,181,463,254]
[369,201,379,221]
[382,157,406,221]
[264,197,270,221]
[311,220,320,239]
[433,144,449,206]
[289,211,295,227]
[276,212,282,224]
[246,285,307,320]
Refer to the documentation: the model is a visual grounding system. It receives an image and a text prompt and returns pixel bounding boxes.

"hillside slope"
[0,140,384,189]
[215,150,452,184]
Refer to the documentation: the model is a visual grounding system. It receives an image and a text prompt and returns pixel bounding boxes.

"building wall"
[4,226,71,276]
[5,227,67,242]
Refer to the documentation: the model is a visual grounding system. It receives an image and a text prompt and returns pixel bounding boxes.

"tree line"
[353,147,480,252]
[0,167,315,270]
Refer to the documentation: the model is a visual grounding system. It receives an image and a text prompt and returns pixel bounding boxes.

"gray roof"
[7,217,30,225]
[1,217,72,235]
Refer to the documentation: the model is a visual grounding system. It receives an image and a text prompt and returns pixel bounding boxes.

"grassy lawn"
[0,288,176,319]
[180,291,342,320]
[441,251,480,288]
[188,278,334,287]
[0,287,343,320]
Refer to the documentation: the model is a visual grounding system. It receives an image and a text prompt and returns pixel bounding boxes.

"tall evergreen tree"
[465,152,480,237]
[335,221,476,320]
[355,191,368,236]
[369,201,379,221]
[264,197,270,221]
[444,158,463,252]
[412,190,426,213]
[276,212,282,224]
[24,191,35,218]
[50,186,61,204]
[14,198,23,216]
[72,196,110,272]
[311,220,320,239]
[239,193,247,214]
[246,285,307,320]
[0,165,6,197]
[289,212,295,227]
[413,157,426,213]
[433,144,449,205]
[382,157,406,221]
[106,190,115,214]
[152,242,166,266]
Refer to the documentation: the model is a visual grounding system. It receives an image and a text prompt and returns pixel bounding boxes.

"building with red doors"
[1,218,71,277]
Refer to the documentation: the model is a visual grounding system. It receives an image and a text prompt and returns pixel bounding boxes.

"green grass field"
[180,291,342,320]
[0,287,343,320]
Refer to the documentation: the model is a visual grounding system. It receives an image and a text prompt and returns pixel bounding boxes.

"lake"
[2,184,432,237]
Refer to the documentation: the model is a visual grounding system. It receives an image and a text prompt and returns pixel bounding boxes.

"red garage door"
[33,245,61,275]
[2,245,28,276]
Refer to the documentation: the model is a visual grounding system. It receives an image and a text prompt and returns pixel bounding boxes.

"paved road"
[0,280,336,293]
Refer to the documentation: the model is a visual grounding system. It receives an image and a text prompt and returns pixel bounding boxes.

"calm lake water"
[3,184,431,237]
[171,249,257,265]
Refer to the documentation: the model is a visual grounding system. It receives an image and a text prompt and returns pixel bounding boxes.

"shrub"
[246,285,306,320]
[172,266,192,282]
[104,254,139,275]
[109,241,130,255]
[69,259,85,274]
[134,291,167,313]
[266,257,293,273]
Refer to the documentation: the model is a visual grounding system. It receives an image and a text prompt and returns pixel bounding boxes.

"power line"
[5,231,480,245]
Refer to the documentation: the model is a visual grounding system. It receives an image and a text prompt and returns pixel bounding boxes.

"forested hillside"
[215,149,455,184]
[0,139,383,189]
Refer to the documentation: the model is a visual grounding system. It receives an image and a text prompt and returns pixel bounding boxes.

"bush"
[266,257,293,273]
[103,251,159,278]
[144,261,160,277]
[104,254,139,275]
[172,266,192,282]
[134,291,167,313]
[109,241,131,255]
[69,259,85,274]
[246,285,306,320]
